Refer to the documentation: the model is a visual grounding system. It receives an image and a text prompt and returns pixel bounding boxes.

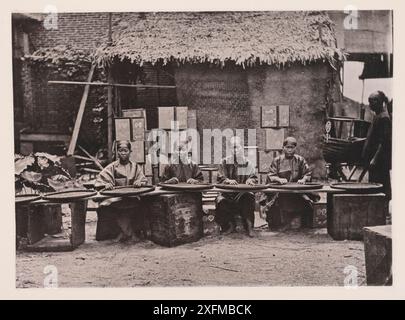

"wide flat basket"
[215,184,268,191]
[43,189,97,202]
[100,185,155,197]
[158,182,213,191]
[330,182,383,193]
[267,182,323,190]
[15,194,42,204]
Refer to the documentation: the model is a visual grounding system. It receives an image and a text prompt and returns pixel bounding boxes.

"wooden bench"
[327,193,387,240]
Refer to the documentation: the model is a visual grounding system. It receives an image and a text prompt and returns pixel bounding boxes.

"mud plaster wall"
[175,62,333,178]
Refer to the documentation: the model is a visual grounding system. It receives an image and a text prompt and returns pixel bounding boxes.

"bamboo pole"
[107,70,114,161]
[107,13,113,162]
[67,64,95,155]
[47,80,176,89]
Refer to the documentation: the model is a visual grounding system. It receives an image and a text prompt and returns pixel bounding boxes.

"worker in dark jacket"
[260,137,317,230]
[160,138,204,184]
[216,136,258,237]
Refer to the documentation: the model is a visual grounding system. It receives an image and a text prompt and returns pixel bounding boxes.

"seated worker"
[160,139,204,184]
[95,140,148,243]
[261,136,318,230]
[216,136,258,237]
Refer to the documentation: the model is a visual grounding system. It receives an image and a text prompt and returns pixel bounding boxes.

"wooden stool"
[327,193,387,240]
[20,200,88,252]
[363,225,392,285]
[16,202,63,247]
[148,193,203,247]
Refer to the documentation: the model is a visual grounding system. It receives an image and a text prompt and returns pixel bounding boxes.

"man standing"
[362,91,392,201]
[216,136,258,237]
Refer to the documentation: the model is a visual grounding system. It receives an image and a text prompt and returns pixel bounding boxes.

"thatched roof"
[94,11,345,68]
[12,13,43,22]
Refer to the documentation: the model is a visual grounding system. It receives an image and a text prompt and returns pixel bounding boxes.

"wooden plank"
[261,106,277,127]
[265,128,285,150]
[158,107,175,129]
[176,106,188,129]
[187,110,197,129]
[114,118,131,140]
[67,64,95,155]
[278,105,290,127]
[256,129,266,149]
[131,118,146,141]
[258,150,275,173]
[25,236,73,252]
[27,205,46,244]
[48,80,176,89]
[78,145,104,170]
[122,108,146,119]
[328,193,387,240]
[20,133,71,142]
[72,155,93,162]
[129,141,145,163]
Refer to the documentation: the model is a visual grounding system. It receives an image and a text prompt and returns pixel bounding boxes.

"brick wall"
[29,12,110,50]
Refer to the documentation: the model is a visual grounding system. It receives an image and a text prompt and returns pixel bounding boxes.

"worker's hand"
[278,178,288,185]
[224,179,238,185]
[165,177,179,184]
[246,178,257,186]
[134,180,146,188]
[187,178,199,184]
[297,179,306,184]
[104,183,114,190]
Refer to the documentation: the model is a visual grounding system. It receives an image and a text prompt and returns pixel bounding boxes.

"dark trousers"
[369,165,391,201]
[96,199,147,241]
[215,193,255,231]
[265,194,314,229]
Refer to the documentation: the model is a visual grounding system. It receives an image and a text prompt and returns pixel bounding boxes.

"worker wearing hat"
[95,140,148,243]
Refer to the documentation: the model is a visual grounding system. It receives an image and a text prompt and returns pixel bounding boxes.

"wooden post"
[107,12,114,161]
[107,69,114,162]
[67,64,95,155]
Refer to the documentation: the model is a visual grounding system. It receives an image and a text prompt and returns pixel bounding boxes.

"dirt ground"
[16,211,366,288]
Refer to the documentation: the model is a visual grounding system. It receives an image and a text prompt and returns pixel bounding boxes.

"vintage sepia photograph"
[12,8,393,288]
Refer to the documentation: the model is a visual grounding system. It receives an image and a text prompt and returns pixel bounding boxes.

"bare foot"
[246,220,254,238]
[221,222,235,235]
